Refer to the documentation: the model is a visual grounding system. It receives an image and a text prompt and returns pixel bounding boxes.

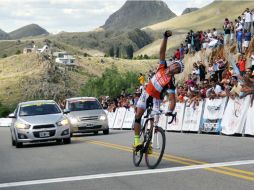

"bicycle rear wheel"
[145,126,166,169]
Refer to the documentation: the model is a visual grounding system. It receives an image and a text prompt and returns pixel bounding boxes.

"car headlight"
[15,123,31,129]
[57,118,69,126]
[99,115,107,121]
[69,117,79,124]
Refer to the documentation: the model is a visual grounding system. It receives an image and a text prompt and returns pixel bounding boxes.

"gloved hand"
[165,111,175,117]
[163,30,172,38]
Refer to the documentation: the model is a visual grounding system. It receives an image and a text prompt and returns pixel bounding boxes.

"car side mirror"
[63,109,70,114]
[8,113,16,118]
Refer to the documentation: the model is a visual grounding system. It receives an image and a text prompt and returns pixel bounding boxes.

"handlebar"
[166,112,177,124]
[144,109,177,124]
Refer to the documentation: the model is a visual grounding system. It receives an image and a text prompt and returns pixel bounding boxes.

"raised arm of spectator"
[160,30,172,62]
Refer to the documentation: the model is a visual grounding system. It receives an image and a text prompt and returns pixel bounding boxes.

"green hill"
[9,24,49,39]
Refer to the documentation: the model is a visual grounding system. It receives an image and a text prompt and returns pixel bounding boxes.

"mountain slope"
[144,1,254,32]
[181,8,199,15]
[102,0,176,31]
[9,24,49,39]
[0,29,10,40]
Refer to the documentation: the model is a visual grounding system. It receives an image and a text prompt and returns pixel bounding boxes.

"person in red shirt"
[133,30,184,148]
[238,55,246,76]
[174,49,180,60]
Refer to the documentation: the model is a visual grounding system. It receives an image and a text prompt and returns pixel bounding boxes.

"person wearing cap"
[133,30,184,149]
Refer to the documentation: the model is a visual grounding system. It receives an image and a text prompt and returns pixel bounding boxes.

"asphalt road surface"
[0,127,254,190]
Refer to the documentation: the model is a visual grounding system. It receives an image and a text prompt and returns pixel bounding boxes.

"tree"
[126,45,134,59]
[109,47,114,57]
[115,47,120,58]
[144,54,149,59]
[2,54,7,58]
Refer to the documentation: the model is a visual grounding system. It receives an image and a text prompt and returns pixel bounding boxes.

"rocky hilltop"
[102,0,176,31]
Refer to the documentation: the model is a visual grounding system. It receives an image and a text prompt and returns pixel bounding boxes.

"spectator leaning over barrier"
[206,79,224,99]
[243,29,251,53]
[225,75,242,99]
[237,29,243,54]
[132,30,184,149]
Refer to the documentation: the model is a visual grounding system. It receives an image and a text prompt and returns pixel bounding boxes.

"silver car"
[64,97,109,135]
[9,100,71,148]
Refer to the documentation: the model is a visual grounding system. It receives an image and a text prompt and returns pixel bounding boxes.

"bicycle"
[132,105,177,169]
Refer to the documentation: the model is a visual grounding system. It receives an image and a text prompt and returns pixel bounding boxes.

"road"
[0,127,254,190]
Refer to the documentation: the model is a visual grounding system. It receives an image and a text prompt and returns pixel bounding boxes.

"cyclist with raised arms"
[133,30,184,149]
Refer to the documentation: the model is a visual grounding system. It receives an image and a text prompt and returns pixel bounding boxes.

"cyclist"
[133,30,184,149]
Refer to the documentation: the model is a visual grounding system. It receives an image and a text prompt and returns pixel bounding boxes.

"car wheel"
[94,131,98,135]
[11,136,15,146]
[103,129,109,135]
[63,138,71,144]
[16,142,23,148]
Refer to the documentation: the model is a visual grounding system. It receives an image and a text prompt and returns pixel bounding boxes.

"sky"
[0,0,213,34]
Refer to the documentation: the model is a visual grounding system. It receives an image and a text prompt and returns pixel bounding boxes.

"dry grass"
[0,53,158,107]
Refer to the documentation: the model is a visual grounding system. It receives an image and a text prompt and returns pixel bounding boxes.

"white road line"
[1,160,254,188]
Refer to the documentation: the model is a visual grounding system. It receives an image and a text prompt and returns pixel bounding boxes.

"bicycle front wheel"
[145,126,166,169]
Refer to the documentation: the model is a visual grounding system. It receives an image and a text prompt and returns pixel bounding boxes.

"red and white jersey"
[146,63,175,99]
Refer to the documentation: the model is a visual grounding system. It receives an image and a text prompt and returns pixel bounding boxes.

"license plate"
[39,131,50,137]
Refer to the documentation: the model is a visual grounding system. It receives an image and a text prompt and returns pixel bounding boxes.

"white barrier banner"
[221,96,250,135]
[182,101,204,132]
[202,98,227,132]
[203,98,227,120]
[243,101,254,136]
[112,108,126,129]
[166,102,185,131]
[122,108,135,129]
[0,118,12,127]
[105,110,117,129]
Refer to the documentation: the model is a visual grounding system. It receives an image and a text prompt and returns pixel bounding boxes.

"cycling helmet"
[174,60,184,73]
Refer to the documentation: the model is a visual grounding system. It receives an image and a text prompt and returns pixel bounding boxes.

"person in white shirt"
[242,8,252,32]
[212,28,218,37]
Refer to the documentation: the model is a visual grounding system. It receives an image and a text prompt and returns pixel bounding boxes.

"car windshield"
[69,100,102,111]
[19,103,61,116]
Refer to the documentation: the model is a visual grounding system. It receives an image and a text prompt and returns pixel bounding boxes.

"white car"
[9,100,71,148]
[64,97,109,135]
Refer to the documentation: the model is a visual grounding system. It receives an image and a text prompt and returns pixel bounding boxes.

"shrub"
[81,66,139,98]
